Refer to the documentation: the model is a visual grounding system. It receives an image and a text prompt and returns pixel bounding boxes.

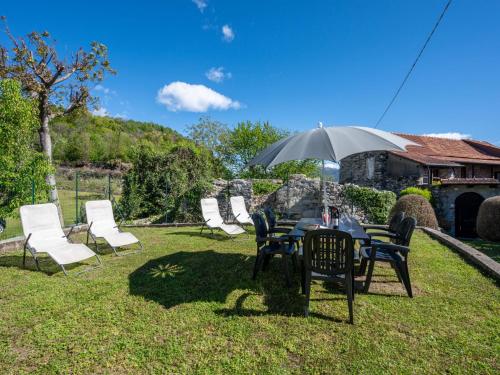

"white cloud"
[93,84,115,95]
[221,24,234,42]
[192,0,207,12]
[206,67,232,83]
[422,132,471,140]
[156,81,241,112]
[92,107,109,117]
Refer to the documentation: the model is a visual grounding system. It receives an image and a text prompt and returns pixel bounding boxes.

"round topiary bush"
[389,194,439,229]
[476,196,500,242]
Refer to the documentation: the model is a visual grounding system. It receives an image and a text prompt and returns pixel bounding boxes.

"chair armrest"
[372,242,410,256]
[363,224,389,230]
[269,227,291,234]
[256,235,292,244]
[368,232,398,239]
[65,225,76,240]
[24,233,32,249]
[275,221,297,227]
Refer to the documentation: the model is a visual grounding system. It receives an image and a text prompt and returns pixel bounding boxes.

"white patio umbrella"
[247,125,419,214]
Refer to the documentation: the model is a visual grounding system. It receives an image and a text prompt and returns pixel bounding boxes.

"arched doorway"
[455,192,484,238]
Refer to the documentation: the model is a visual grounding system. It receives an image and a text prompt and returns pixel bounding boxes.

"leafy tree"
[216,120,319,179]
[187,116,229,156]
[0,79,51,218]
[0,18,115,221]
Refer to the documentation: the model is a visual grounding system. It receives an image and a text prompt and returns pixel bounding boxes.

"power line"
[374,0,453,128]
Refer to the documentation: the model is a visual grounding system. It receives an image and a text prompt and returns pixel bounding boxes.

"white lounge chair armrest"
[65,225,77,241]
[24,233,32,249]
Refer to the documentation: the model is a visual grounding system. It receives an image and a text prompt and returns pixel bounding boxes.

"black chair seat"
[360,246,401,263]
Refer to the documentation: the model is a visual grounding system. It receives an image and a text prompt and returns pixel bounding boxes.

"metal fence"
[0,171,122,241]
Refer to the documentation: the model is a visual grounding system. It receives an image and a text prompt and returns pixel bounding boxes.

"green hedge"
[400,186,432,202]
[252,180,281,196]
[344,185,397,224]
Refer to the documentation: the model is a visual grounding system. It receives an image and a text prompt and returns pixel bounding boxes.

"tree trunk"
[38,94,64,224]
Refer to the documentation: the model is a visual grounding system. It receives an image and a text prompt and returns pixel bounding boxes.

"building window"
[366,157,375,179]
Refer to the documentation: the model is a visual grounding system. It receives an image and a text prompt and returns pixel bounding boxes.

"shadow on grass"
[0,253,92,276]
[128,250,349,320]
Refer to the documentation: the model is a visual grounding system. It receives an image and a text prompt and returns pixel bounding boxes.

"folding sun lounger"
[85,200,143,256]
[200,198,245,238]
[20,203,101,276]
[230,196,254,225]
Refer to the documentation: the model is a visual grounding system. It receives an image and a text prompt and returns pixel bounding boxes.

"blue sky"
[2,0,499,143]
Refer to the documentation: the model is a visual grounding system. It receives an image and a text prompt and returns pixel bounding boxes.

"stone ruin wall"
[206,174,368,223]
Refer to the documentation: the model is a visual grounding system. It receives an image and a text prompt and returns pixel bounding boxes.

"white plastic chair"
[230,196,254,225]
[20,203,101,275]
[200,198,245,238]
[85,200,142,256]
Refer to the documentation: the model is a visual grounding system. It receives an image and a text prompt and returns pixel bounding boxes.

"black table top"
[287,216,369,241]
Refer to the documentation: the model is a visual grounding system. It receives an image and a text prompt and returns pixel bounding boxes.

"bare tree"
[0,17,115,221]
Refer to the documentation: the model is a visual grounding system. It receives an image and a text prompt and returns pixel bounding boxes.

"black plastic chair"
[302,229,355,324]
[360,217,417,297]
[263,207,295,235]
[364,211,405,241]
[251,212,297,286]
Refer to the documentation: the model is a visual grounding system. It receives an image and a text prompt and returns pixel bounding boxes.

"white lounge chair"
[200,198,245,238]
[230,196,254,225]
[20,203,101,275]
[85,200,142,256]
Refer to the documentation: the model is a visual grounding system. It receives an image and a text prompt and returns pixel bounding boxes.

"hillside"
[50,112,187,167]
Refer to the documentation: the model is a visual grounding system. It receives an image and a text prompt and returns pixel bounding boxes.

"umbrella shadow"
[128,250,353,322]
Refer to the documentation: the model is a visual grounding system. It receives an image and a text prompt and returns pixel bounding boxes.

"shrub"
[120,144,215,222]
[476,196,500,242]
[252,180,281,196]
[344,185,397,224]
[389,194,438,229]
[400,187,432,202]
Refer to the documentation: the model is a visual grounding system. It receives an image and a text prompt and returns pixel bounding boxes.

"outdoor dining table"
[287,215,370,243]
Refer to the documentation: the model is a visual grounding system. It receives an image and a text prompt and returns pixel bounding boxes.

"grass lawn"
[0,228,498,373]
[462,239,500,263]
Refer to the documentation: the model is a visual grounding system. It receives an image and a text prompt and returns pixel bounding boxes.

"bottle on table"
[329,206,340,229]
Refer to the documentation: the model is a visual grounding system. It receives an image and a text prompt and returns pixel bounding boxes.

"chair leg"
[301,259,306,295]
[363,258,376,293]
[400,262,413,298]
[252,251,261,280]
[262,254,272,271]
[358,258,367,276]
[346,272,354,324]
[291,251,298,272]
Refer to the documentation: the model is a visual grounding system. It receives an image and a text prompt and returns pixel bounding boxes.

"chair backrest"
[251,212,269,246]
[395,217,417,246]
[388,211,405,233]
[85,200,117,230]
[230,196,250,219]
[303,229,353,277]
[263,207,277,229]
[20,203,65,246]
[200,198,224,226]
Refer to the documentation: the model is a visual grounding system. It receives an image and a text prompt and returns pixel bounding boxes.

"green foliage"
[120,144,215,222]
[389,194,439,229]
[400,186,432,202]
[50,112,184,166]
[0,79,51,218]
[252,180,282,196]
[476,196,500,242]
[188,118,318,179]
[344,185,397,224]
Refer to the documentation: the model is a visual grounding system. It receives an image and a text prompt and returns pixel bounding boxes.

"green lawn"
[463,239,500,263]
[0,228,498,373]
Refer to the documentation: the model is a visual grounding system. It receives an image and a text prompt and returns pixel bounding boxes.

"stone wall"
[339,151,421,193]
[431,184,500,235]
[206,175,368,222]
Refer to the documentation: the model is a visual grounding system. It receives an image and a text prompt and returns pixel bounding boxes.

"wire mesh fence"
[0,170,122,241]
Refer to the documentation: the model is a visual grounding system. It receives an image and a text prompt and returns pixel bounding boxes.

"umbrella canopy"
[248,126,419,168]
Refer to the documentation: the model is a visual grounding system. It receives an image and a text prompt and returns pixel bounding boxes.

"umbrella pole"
[322,160,327,215]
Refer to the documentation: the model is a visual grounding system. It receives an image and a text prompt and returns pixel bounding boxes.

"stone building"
[340,133,500,237]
